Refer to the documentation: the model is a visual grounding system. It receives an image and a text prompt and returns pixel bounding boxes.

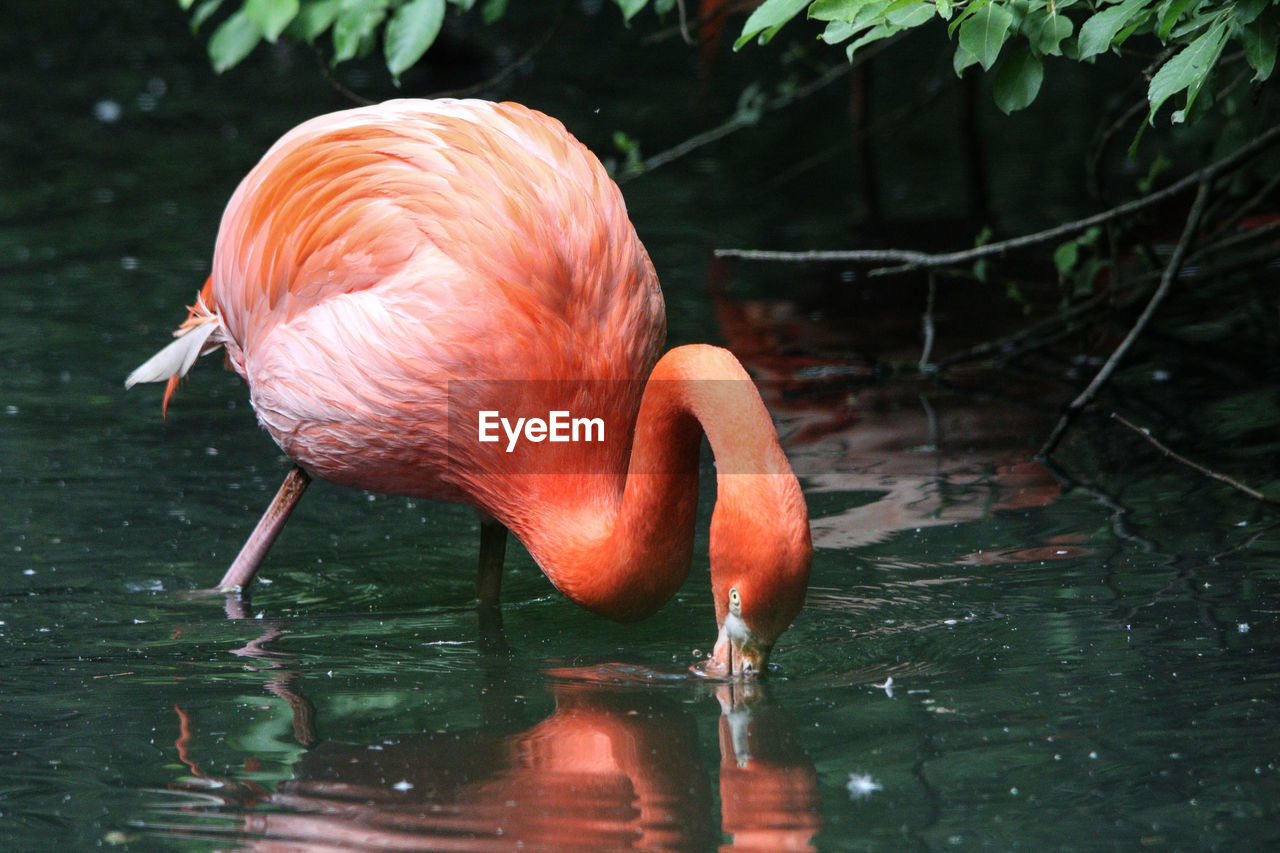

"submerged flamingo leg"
[476,515,508,607]
[217,465,312,592]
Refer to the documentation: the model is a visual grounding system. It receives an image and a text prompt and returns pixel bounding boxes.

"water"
[4,2,1280,849]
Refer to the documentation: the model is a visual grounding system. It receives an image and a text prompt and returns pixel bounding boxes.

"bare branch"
[428,15,562,100]
[934,287,1116,370]
[1038,179,1213,458]
[936,214,1280,371]
[313,46,374,106]
[714,123,1280,274]
[1110,413,1280,505]
[619,40,899,183]
[675,0,694,45]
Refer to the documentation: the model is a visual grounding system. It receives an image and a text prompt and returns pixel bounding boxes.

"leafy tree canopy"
[735,0,1277,123]
[182,0,1276,124]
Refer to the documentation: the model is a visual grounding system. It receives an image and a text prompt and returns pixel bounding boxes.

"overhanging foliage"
[181,0,1276,125]
[735,0,1278,121]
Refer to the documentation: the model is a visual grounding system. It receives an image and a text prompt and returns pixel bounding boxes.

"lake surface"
[3,2,1279,850]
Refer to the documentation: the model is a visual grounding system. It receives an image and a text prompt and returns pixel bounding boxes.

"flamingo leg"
[476,514,508,607]
[217,465,311,592]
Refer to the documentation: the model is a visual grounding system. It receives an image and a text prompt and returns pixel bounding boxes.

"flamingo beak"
[709,613,772,679]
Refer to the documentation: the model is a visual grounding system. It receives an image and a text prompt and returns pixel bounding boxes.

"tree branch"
[1038,178,1212,458]
[935,213,1280,372]
[429,13,562,99]
[713,123,1280,275]
[619,40,898,183]
[1110,413,1280,504]
[934,286,1115,370]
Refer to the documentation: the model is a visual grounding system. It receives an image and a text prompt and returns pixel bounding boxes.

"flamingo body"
[215,100,661,504]
[129,99,810,675]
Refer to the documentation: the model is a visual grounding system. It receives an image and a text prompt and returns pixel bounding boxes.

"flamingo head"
[706,489,811,679]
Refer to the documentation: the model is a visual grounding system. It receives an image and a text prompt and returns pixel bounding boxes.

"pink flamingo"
[128,99,810,676]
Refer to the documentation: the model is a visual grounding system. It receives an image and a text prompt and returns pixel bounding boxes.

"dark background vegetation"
[2,3,1280,850]
[4,0,1278,511]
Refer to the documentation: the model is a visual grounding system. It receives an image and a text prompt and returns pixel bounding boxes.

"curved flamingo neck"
[504,344,800,621]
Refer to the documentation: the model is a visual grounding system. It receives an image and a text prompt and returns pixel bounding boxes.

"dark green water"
[3,2,1279,850]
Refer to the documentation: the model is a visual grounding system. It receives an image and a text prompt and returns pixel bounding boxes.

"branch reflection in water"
[158,602,821,851]
[708,260,1067,551]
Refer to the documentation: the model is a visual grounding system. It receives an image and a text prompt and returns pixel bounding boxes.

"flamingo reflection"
[166,650,819,851]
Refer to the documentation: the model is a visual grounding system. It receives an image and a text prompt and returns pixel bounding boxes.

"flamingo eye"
[728,587,741,613]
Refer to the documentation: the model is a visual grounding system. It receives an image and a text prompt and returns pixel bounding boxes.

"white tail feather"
[125,321,221,388]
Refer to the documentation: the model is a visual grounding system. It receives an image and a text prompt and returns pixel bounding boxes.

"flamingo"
[127,99,810,676]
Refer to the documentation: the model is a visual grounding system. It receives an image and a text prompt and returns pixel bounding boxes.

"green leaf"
[953,40,980,74]
[936,0,952,20]
[821,0,927,48]
[1005,280,1030,308]
[1167,14,1215,39]
[958,2,1014,70]
[384,0,445,78]
[1125,118,1148,157]
[612,130,643,176]
[1072,258,1106,297]
[1147,16,1228,123]
[886,1,934,27]
[1241,5,1278,82]
[821,19,860,43]
[1234,0,1270,26]
[1114,11,1151,45]
[810,0,864,20]
[1053,239,1079,276]
[847,22,898,56]
[1156,0,1199,40]
[1024,7,1074,55]
[734,0,811,49]
[291,0,341,40]
[1136,154,1170,193]
[993,45,1043,112]
[190,0,224,31]
[208,8,262,72]
[821,0,899,28]
[1078,0,1151,60]
[613,0,648,21]
[947,0,984,38]
[881,0,924,17]
[481,0,508,23]
[947,0,1003,37]
[245,0,299,41]
[179,0,198,9]
[333,0,389,64]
